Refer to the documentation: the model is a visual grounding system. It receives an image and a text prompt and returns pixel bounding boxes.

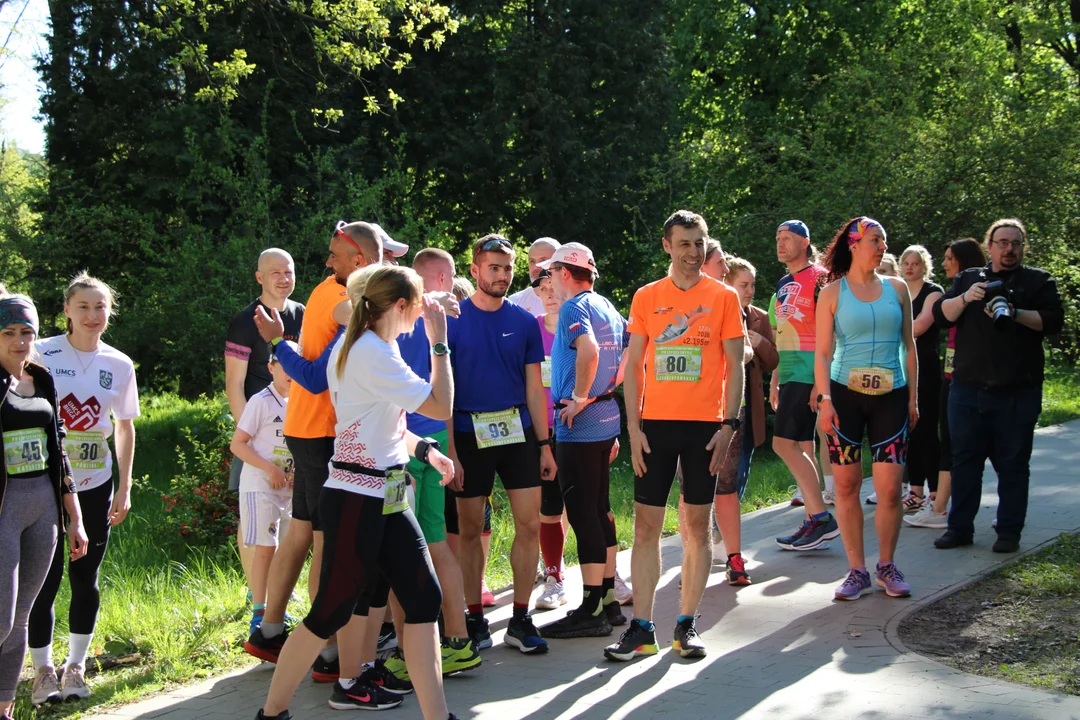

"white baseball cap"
[537,242,598,275]
[370,223,409,257]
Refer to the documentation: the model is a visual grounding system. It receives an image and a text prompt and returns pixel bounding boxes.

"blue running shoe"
[505,614,548,654]
[249,609,264,635]
[834,568,872,601]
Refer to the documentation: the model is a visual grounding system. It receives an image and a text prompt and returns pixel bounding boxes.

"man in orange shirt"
[604,210,745,663]
[246,222,381,670]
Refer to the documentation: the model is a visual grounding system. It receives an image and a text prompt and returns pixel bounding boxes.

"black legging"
[905,369,941,492]
[557,438,616,566]
[303,488,442,639]
[28,482,113,650]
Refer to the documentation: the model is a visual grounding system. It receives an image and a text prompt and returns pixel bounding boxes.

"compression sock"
[580,585,603,616]
[539,523,565,581]
[467,604,484,621]
[602,576,617,606]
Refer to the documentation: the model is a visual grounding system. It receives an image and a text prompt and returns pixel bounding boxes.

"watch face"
[432,342,449,355]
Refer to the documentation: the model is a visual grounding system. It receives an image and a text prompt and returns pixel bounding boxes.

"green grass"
[1039,365,1080,428]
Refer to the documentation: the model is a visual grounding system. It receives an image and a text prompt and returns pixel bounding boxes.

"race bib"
[472,408,526,449]
[4,428,48,475]
[65,430,108,471]
[271,445,294,474]
[383,468,409,515]
[847,367,895,396]
[541,358,552,388]
[654,345,702,382]
[944,347,955,376]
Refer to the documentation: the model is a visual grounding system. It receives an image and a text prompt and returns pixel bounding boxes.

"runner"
[905,238,987,529]
[606,211,744,662]
[508,237,560,316]
[0,292,87,718]
[26,275,140,704]
[224,249,303,587]
[769,220,840,551]
[446,234,556,655]
[254,264,460,720]
[244,222,380,677]
[534,243,629,639]
[815,217,917,600]
[373,223,410,266]
[899,245,944,513]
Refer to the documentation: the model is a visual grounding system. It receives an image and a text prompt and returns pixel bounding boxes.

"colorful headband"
[0,297,39,334]
[847,217,886,248]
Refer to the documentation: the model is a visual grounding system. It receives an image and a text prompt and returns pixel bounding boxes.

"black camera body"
[981,277,1013,329]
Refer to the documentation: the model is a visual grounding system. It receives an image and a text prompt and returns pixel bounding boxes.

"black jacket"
[932,264,1064,388]
[0,361,75,528]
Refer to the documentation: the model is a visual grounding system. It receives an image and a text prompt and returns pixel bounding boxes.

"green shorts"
[406,429,449,544]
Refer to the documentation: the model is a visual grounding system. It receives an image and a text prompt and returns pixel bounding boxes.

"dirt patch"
[899,533,1080,696]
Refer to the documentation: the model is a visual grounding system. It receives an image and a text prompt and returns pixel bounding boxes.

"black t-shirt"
[913,282,944,381]
[225,298,304,400]
[2,383,56,479]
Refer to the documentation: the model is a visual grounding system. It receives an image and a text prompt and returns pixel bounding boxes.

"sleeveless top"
[830,276,907,389]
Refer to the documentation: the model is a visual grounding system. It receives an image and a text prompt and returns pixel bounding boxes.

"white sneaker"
[59,664,91,701]
[712,539,727,563]
[903,504,947,529]
[790,488,805,507]
[31,667,60,705]
[534,575,567,610]
[866,492,878,505]
[614,571,633,605]
[823,489,837,506]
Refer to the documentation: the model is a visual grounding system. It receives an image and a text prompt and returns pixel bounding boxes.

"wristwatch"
[571,392,588,404]
[431,342,451,357]
[720,418,742,431]
[816,393,832,404]
[416,437,441,465]
[538,438,553,448]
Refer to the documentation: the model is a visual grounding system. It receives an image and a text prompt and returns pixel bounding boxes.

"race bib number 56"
[847,367,895,396]
[472,408,526,449]
[4,428,48,475]
[653,345,702,382]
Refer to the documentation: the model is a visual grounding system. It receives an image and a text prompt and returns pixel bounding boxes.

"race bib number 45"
[65,430,108,471]
[654,345,702,382]
[4,428,48,475]
[847,367,895,396]
[472,408,526,449]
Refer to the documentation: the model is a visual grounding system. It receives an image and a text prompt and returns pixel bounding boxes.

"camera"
[982,279,1013,329]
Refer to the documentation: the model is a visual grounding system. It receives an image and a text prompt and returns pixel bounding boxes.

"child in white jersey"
[230,348,294,634]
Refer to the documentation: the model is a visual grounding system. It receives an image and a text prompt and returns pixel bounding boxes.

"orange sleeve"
[719,286,745,341]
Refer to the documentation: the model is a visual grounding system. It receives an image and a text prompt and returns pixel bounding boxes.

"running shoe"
[725,553,751,586]
[933,529,973,549]
[327,679,403,711]
[604,601,627,627]
[245,626,288,663]
[311,655,340,683]
[875,562,911,597]
[382,648,411,682]
[901,491,926,514]
[31,667,60,705]
[505,614,549,654]
[672,617,706,659]
[823,489,837,506]
[866,492,878,505]
[776,515,839,551]
[361,657,414,694]
[535,576,567,610]
[59,664,90,701]
[790,488,804,507]
[481,583,496,608]
[614,571,633,605]
[904,504,947,529]
[603,619,658,662]
[834,568,872,601]
[441,637,482,676]
[377,623,397,653]
[249,609,265,636]
[466,615,493,650]
[255,710,292,720]
[541,608,612,639]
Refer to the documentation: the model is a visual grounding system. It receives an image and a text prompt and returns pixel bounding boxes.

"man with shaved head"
[508,237,561,316]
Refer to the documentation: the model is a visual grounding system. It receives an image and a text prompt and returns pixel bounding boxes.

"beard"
[478,277,509,298]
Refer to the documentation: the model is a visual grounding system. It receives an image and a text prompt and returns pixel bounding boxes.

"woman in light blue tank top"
[814,217,918,603]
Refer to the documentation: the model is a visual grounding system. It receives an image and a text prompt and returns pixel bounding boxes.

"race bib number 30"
[653,345,702,382]
[383,469,409,515]
[847,367,895,396]
[4,428,48,475]
[65,430,108,471]
[472,408,526,449]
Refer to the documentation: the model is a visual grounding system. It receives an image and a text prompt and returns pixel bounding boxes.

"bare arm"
[224,356,248,422]
[413,297,453,421]
[525,362,557,480]
[109,418,136,525]
[814,283,839,436]
[912,291,942,337]
[890,277,919,426]
[624,334,650,477]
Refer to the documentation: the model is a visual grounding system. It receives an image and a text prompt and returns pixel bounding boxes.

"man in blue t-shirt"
[446,234,556,656]
[532,243,629,641]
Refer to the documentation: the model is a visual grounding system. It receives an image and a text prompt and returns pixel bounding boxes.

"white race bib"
[4,428,48,475]
[653,345,702,382]
[541,358,552,388]
[65,430,108,471]
[847,367,895,396]
[944,348,955,376]
[271,445,294,475]
[471,408,526,449]
[383,468,409,515]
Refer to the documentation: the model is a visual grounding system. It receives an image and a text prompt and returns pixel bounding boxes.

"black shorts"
[824,382,909,466]
[453,422,541,498]
[285,435,335,531]
[635,420,721,507]
[540,438,563,517]
[774,382,817,442]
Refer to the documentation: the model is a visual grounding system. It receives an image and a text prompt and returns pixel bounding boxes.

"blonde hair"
[451,277,474,302]
[64,272,117,334]
[877,253,900,277]
[899,245,933,281]
[724,257,757,282]
[335,265,424,379]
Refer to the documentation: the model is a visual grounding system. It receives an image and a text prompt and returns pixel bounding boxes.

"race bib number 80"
[653,346,702,382]
[4,428,49,475]
[472,408,526,449]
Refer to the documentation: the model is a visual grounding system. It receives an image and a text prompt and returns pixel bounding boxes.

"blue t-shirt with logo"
[398,318,444,438]
[551,291,627,443]
[447,299,545,433]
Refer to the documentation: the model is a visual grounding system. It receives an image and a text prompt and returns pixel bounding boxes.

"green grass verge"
[1039,365,1080,428]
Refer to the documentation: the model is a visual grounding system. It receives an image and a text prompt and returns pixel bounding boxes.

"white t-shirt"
[324,331,431,498]
[236,384,291,493]
[508,287,545,317]
[36,335,140,491]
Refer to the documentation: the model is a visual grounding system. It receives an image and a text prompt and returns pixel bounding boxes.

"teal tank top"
[830,277,907,389]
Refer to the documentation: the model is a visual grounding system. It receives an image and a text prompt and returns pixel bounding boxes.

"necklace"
[69,337,100,375]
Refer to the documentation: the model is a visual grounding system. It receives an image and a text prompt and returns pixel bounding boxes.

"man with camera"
[931,218,1064,553]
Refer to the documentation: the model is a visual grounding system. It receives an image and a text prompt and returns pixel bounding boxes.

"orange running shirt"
[283,275,348,438]
[628,276,745,422]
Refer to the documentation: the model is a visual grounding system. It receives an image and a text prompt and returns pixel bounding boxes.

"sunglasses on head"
[478,237,513,252]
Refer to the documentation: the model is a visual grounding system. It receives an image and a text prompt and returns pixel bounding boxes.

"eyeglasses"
[477,237,513,252]
[991,239,1024,250]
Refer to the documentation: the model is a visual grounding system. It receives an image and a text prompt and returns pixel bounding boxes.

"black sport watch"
[720,418,742,431]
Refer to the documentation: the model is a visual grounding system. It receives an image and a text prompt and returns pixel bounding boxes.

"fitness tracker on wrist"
[720,418,742,431]
[431,342,450,357]
[415,437,441,465]
[571,393,588,404]
[817,393,832,403]
[538,438,552,448]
